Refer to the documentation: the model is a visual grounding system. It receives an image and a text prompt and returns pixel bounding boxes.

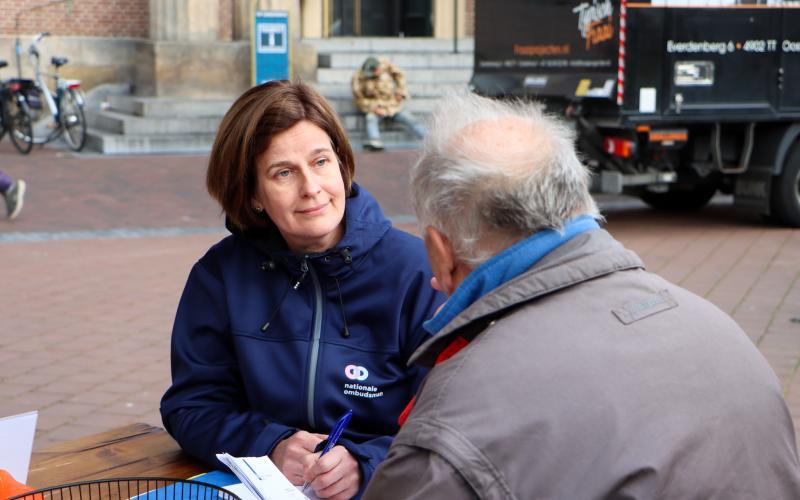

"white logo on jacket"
[344,364,369,381]
[343,364,384,399]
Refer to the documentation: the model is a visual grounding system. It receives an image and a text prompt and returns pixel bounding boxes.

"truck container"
[471,0,800,226]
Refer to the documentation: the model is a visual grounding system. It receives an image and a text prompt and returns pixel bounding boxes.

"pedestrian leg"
[364,112,384,151]
[0,170,13,193]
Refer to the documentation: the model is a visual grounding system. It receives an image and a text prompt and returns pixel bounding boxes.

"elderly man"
[363,94,800,499]
[351,56,425,151]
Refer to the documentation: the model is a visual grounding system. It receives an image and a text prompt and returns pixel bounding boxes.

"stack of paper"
[216,453,314,500]
[0,411,38,483]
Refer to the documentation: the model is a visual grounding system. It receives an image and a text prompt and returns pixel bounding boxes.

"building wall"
[0,0,150,38]
[1,1,473,42]
[466,0,475,37]
[219,0,234,40]
[0,0,472,97]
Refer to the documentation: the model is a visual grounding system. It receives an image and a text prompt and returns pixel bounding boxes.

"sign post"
[252,10,290,85]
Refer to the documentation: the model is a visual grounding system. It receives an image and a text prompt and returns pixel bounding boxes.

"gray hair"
[410,92,600,266]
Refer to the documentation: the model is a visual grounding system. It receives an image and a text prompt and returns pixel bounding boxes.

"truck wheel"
[640,184,718,211]
[770,143,800,228]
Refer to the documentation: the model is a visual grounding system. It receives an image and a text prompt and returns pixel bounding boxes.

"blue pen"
[302,409,353,492]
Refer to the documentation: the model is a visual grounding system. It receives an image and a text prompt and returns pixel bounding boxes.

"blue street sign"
[253,11,289,84]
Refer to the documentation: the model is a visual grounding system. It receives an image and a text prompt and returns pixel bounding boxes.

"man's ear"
[424,226,457,295]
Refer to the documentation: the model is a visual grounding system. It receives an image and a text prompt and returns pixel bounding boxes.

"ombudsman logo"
[345,364,369,381]
[343,364,383,399]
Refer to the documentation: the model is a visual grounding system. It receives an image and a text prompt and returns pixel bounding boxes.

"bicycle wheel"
[7,96,33,155]
[60,89,86,151]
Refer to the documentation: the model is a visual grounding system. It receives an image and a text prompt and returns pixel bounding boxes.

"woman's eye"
[276,169,290,178]
[315,158,328,167]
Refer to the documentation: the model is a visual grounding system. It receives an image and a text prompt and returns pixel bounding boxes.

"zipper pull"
[341,247,352,264]
[294,257,309,289]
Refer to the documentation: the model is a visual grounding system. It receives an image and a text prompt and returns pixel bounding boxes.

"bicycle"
[0,59,34,154]
[24,32,87,152]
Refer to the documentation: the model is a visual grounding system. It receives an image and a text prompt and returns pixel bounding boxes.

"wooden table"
[27,423,208,488]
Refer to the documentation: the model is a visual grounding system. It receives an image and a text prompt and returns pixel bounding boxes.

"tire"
[770,142,800,227]
[60,90,86,152]
[7,97,33,155]
[640,183,718,211]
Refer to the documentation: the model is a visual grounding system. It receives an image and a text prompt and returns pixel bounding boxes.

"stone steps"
[319,51,473,69]
[309,37,473,147]
[89,110,222,135]
[312,81,467,98]
[106,96,233,118]
[317,67,472,84]
[85,96,232,154]
[326,96,437,116]
[82,38,475,154]
[86,128,217,155]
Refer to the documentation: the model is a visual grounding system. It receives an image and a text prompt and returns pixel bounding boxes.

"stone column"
[136,0,249,97]
[150,0,220,41]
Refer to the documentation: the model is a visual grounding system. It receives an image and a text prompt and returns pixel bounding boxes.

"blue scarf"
[423,215,600,335]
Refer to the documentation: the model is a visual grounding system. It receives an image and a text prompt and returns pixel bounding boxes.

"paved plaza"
[0,140,799,453]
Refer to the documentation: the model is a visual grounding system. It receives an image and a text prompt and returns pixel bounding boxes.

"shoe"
[363,139,384,151]
[4,179,26,220]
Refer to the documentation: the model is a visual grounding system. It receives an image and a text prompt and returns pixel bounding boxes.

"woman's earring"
[254,206,263,213]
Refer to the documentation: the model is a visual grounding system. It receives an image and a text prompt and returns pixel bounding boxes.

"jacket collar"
[423,215,600,335]
[409,229,645,367]
[227,183,392,278]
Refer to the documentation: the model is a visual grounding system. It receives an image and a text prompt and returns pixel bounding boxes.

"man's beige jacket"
[351,58,407,117]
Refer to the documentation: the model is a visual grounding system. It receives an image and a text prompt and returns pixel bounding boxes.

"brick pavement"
[1,140,799,454]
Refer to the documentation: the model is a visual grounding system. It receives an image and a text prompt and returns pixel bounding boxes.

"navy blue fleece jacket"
[160,185,444,497]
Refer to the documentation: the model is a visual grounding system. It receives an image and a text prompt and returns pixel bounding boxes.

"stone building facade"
[0,0,474,98]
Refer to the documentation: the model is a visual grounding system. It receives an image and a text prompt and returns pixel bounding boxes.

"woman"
[160,81,443,500]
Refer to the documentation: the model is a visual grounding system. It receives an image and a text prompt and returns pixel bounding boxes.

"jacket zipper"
[306,261,323,429]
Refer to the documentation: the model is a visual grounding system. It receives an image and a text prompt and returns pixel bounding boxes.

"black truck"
[470,0,800,226]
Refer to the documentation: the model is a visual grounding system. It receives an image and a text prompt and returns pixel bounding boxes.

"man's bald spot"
[449,115,554,173]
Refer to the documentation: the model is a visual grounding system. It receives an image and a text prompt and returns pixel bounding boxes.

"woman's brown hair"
[206,80,355,230]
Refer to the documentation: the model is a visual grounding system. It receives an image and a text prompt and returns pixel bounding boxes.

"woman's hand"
[302,445,361,500]
[270,431,327,484]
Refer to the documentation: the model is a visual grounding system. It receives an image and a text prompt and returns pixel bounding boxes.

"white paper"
[224,483,320,500]
[0,411,38,483]
[217,453,311,500]
[223,484,259,500]
[639,87,657,113]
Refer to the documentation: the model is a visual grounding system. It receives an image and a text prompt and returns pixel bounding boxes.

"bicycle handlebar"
[33,32,50,44]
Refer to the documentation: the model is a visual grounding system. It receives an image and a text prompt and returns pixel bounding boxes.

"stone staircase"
[84,38,473,154]
[306,37,474,148]
[85,96,232,155]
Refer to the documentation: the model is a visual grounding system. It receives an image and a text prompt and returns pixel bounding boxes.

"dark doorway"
[330,0,432,37]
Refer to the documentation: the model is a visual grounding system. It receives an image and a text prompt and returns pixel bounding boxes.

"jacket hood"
[225,183,392,279]
[409,229,645,367]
